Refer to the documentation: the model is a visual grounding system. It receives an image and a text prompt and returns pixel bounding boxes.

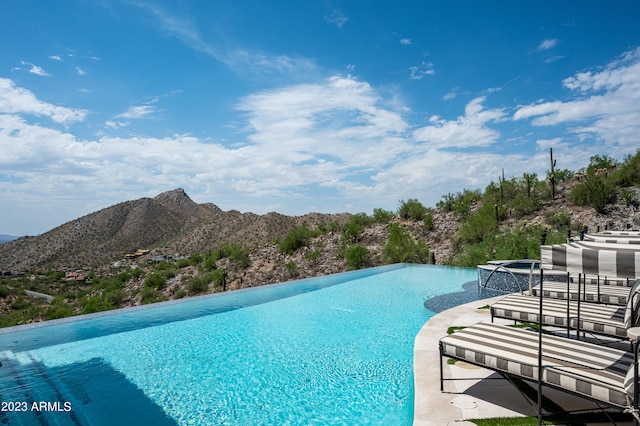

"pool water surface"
[0,264,477,425]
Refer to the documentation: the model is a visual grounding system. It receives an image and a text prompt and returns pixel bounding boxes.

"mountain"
[0,189,350,271]
[0,235,19,244]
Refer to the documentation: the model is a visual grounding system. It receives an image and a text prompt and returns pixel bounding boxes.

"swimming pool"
[0,264,477,425]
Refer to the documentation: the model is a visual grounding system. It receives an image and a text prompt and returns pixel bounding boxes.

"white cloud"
[116,105,156,120]
[514,47,640,152]
[400,38,412,45]
[324,9,349,29]
[13,61,51,76]
[0,78,87,124]
[76,66,87,76]
[443,90,457,100]
[409,61,435,80]
[538,39,558,51]
[413,97,505,148]
[49,55,62,61]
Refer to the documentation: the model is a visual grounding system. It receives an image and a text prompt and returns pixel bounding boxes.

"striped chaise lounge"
[439,322,638,413]
[537,240,640,306]
[490,292,638,340]
[531,275,635,306]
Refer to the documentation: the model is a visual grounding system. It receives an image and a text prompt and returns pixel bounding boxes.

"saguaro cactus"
[548,147,557,201]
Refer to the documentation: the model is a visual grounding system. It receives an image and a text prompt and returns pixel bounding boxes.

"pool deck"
[413,296,634,426]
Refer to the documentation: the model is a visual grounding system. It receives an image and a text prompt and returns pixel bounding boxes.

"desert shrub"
[397,199,428,221]
[0,285,10,298]
[285,261,298,277]
[436,189,482,218]
[349,212,373,227]
[83,296,113,314]
[104,288,127,306]
[450,225,568,267]
[383,223,430,264]
[423,213,435,231]
[45,300,74,320]
[553,168,574,182]
[186,278,209,295]
[144,272,166,290]
[326,221,342,232]
[279,226,318,254]
[568,174,614,213]
[156,260,176,271]
[174,289,186,299]
[140,287,167,305]
[372,208,394,223]
[11,298,31,310]
[620,187,639,207]
[344,245,370,270]
[586,154,619,175]
[305,248,321,263]
[456,203,498,244]
[610,150,640,186]
[187,272,218,295]
[544,211,571,229]
[342,222,364,243]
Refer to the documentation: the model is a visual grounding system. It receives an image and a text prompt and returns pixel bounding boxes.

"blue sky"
[2,1,640,236]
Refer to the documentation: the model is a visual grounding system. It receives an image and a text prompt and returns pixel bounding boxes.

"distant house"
[65,271,87,283]
[124,249,150,260]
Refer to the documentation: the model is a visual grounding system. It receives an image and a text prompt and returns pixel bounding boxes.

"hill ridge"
[0,189,349,271]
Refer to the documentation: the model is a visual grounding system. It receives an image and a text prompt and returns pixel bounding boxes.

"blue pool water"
[0,264,477,425]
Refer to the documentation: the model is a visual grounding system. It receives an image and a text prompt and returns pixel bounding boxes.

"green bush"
[305,248,321,263]
[140,287,167,304]
[586,154,619,175]
[342,222,364,243]
[344,245,370,270]
[456,203,498,244]
[326,221,342,232]
[372,208,394,223]
[11,298,31,310]
[104,288,127,306]
[544,211,571,228]
[423,213,435,231]
[436,189,482,218]
[620,187,639,207]
[610,150,640,186]
[285,261,298,277]
[45,300,74,320]
[397,199,428,221]
[279,226,318,254]
[144,273,166,290]
[186,273,215,295]
[383,223,430,264]
[83,296,113,314]
[568,174,614,213]
[0,285,10,298]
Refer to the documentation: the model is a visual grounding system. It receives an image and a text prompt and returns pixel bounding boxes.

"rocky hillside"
[0,189,350,271]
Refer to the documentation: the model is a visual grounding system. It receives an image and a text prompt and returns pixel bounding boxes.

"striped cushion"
[532,281,630,306]
[440,322,634,408]
[624,280,640,328]
[571,275,632,287]
[491,294,628,338]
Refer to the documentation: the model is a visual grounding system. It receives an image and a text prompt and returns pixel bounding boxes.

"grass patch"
[447,326,465,335]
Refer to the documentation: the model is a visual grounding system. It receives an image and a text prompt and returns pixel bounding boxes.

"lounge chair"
[491,282,640,340]
[531,278,633,306]
[439,322,639,416]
